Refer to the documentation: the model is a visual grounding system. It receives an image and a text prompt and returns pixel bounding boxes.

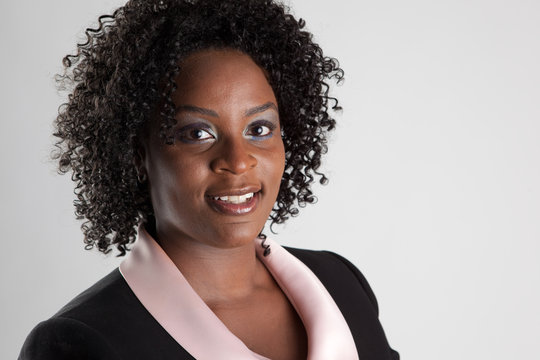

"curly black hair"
[54,0,343,255]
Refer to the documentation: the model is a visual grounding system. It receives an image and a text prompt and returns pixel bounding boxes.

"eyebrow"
[175,105,218,117]
[244,102,278,117]
[175,102,278,118]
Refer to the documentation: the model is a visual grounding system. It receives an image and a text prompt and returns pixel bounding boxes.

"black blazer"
[19,248,399,360]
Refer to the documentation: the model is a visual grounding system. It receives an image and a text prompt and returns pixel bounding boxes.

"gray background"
[2,0,539,359]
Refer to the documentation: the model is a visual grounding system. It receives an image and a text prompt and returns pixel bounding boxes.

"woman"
[20,0,399,359]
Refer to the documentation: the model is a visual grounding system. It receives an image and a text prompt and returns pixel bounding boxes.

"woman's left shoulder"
[284,246,400,360]
[284,247,379,314]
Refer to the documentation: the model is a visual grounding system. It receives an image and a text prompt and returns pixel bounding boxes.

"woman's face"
[140,49,285,249]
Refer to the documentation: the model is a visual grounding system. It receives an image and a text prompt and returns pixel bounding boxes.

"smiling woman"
[139,50,286,252]
[19,0,399,359]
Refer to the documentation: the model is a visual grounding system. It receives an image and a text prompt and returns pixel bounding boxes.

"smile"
[212,193,254,204]
[207,191,260,215]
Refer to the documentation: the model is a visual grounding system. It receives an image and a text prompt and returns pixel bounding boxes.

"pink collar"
[119,226,358,360]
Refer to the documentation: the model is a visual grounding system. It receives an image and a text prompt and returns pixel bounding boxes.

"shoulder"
[284,247,400,360]
[19,270,125,359]
[19,269,193,360]
[284,247,379,314]
[19,316,120,360]
[49,268,131,325]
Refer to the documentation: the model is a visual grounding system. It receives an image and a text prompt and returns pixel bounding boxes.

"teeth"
[213,192,254,204]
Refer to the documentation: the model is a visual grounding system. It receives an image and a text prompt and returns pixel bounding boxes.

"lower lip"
[207,192,260,216]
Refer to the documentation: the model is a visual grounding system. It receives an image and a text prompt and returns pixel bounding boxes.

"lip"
[206,191,260,216]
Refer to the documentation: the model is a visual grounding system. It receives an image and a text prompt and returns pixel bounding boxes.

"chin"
[209,222,263,249]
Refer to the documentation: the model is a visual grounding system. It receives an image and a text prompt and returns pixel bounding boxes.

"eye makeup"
[175,121,216,144]
[244,119,277,140]
[173,111,279,144]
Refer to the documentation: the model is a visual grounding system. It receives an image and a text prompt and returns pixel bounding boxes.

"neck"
[155,229,267,305]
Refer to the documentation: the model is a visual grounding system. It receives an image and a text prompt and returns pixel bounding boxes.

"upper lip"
[206,185,261,198]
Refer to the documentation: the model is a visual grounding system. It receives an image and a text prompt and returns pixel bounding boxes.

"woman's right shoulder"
[18,316,121,360]
[18,269,126,360]
[19,267,197,359]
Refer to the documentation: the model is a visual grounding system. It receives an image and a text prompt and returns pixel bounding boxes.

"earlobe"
[137,171,148,184]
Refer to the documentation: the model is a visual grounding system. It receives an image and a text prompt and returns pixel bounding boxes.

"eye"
[176,124,215,143]
[245,120,276,139]
[187,128,213,140]
[251,125,271,136]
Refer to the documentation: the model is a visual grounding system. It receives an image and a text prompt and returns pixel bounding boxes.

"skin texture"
[136,49,307,359]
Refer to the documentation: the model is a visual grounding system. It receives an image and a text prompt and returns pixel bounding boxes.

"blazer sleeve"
[19,317,121,360]
[323,251,401,360]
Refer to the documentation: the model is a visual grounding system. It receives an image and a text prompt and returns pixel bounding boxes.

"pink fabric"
[119,226,358,360]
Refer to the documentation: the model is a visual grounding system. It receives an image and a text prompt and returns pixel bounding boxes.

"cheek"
[147,151,209,205]
[168,159,209,198]
[264,142,286,192]
[275,148,286,181]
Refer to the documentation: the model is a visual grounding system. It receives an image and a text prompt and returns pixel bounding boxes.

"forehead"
[172,49,277,111]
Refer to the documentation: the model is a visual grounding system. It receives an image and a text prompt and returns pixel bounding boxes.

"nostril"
[211,150,258,174]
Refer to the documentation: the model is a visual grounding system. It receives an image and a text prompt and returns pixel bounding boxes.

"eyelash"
[176,120,277,144]
[175,124,214,144]
[245,120,276,140]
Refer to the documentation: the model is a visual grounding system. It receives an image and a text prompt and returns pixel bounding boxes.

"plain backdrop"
[1,0,539,359]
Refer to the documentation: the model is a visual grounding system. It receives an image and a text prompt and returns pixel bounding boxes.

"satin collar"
[119,226,358,360]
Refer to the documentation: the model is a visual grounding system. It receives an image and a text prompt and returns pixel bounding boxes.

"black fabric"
[19,247,399,360]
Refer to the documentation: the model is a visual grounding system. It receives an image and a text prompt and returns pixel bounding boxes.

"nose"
[210,137,258,175]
